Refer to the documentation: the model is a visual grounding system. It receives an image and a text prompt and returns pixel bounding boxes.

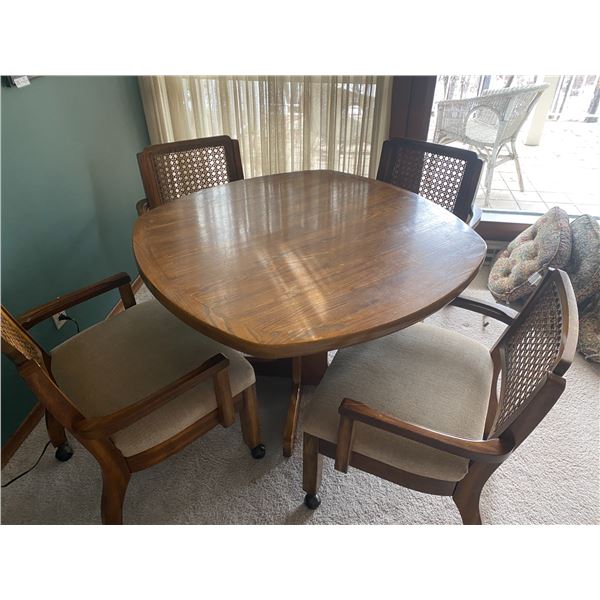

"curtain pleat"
[138,75,392,178]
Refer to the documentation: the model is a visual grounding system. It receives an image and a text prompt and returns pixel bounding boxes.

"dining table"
[133,170,487,456]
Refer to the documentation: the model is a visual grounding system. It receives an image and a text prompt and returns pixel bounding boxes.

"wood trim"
[337,398,513,463]
[477,214,531,242]
[19,272,133,330]
[106,275,143,318]
[449,294,518,324]
[389,76,437,141]
[125,392,244,472]
[318,437,456,496]
[73,354,230,439]
[1,402,44,468]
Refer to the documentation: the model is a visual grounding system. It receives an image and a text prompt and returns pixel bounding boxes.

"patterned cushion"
[578,295,600,363]
[566,214,600,305]
[488,207,572,303]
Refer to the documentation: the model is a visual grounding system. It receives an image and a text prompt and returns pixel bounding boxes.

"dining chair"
[1,272,264,524]
[301,268,577,524]
[136,135,244,213]
[377,137,483,227]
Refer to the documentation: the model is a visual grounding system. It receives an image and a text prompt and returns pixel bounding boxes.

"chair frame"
[377,137,483,226]
[136,135,244,212]
[302,269,578,523]
[2,272,263,524]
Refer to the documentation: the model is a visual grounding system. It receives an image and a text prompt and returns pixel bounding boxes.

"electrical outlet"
[52,311,68,330]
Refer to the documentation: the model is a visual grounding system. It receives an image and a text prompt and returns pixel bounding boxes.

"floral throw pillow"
[488,207,572,303]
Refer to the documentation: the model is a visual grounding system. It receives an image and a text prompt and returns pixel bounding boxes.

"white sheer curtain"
[138,76,392,178]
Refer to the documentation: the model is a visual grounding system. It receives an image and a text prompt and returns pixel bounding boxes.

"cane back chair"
[377,137,483,226]
[433,83,549,204]
[1,272,265,524]
[301,268,577,524]
[136,135,244,214]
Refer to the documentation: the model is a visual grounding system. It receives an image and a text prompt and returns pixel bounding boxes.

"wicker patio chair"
[377,137,483,226]
[1,273,265,524]
[136,135,244,213]
[301,268,577,524]
[433,83,549,205]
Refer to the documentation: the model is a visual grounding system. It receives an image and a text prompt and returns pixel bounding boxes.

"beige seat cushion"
[51,299,255,457]
[303,323,493,482]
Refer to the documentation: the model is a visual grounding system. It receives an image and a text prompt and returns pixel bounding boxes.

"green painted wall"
[1,76,150,444]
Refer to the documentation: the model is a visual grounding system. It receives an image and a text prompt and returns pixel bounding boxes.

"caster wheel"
[304,493,321,510]
[55,442,74,462]
[251,444,266,459]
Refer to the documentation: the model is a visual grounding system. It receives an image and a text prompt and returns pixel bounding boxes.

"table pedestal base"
[247,352,328,456]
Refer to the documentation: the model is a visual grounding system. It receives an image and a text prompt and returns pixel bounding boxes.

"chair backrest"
[376,137,483,223]
[476,83,549,140]
[1,306,49,371]
[137,135,244,209]
[489,269,578,442]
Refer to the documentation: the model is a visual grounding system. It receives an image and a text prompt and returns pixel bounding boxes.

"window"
[139,76,392,179]
[428,75,600,218]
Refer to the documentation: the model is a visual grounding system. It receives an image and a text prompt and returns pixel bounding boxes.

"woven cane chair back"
[491,269,577,436]
[377,138,482,223]
[1,306,48,371]
[137,135,244,209]
[478,84,549,141]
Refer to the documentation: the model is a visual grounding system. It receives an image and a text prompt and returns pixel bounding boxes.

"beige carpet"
[2,268,599,524]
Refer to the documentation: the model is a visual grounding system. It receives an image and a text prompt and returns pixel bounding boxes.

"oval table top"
[133,170,486,359]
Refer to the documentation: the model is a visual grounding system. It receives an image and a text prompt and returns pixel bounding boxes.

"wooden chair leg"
[283,356,302,457]
[452,462,499,525]
[100,460,131,525]
[302,432,322,510]
[45,409,73,462]
[239,384,265,459]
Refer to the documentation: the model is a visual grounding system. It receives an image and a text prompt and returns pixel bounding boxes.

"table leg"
[300,352,328,385]
[283,356,302,457]
[247,352,328,457]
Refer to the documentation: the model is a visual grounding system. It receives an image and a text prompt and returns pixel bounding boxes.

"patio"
[475,120,600,216]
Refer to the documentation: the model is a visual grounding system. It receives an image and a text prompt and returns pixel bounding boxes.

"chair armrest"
[334,398,513,472]
[19,272,136,330]
[72,354,230,439]
[136,198,150,216]
[449,295,517,324]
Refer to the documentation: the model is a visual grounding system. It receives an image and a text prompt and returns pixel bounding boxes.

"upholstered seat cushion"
[51,299,255,457]
[488,207,571,303]
[303,323,493,482]
[566,214,600,305]
[465,119,498,145]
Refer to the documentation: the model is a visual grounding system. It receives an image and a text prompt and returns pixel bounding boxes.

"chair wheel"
[304,493,321,510]
[251,444,266,459]
[55,442,74,462]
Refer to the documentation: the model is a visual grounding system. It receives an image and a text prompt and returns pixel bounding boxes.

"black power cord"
[1,441,52,488]
[58,313,80,333]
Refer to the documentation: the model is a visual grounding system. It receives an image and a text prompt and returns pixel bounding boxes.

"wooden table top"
[133,170,486,358]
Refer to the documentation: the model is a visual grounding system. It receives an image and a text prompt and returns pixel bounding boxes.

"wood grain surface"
[133,170,486,358]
